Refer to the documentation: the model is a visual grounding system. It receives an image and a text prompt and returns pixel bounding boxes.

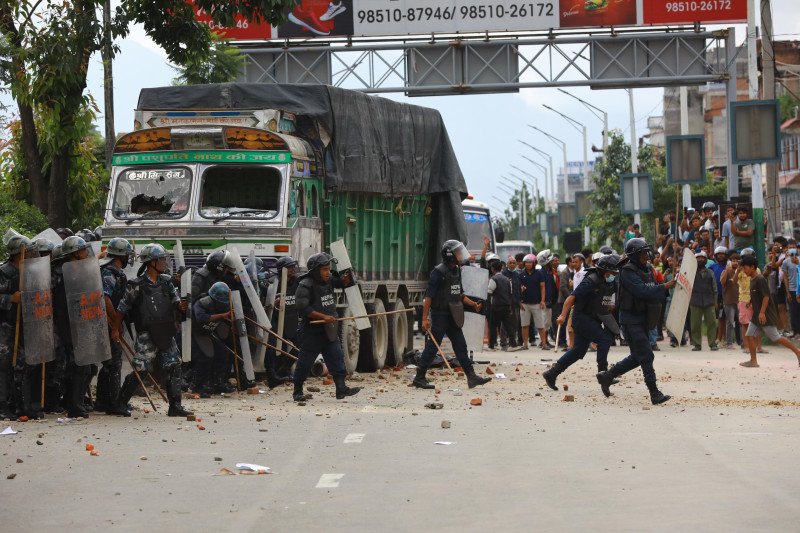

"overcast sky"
[11,2,800,217]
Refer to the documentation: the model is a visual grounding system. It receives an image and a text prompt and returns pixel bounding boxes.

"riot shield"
[275,267,288,353]
[462,312,486,353]
[666,253,697,339]
[461,266,489,301]
[63,256,111,366]
[330,239,370,330]
[174,240,191,361]
[231,290,255,381]
[32,228,63,246]
[227,246,271,330]
[21,256,56,364]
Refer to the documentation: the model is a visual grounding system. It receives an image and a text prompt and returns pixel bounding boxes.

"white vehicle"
[462,197,502,259]
[496,240,537,260]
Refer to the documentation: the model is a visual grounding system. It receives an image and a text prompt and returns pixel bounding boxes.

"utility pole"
[102,0,115,168]
[726,28,739,199]
[761,0,780,240]
[680,86,692,209]
[749,0,766,266]
[629,90,641,226]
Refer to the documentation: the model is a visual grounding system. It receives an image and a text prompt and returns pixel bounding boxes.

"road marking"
[316,473,345,488]
[343,433,365,444]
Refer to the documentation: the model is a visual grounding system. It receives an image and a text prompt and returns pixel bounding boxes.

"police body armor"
[298,276,339,342]
[619,263,662,330]
[490,272,511,307]
[192,295,230,358]
[102,263,128,309]
[191,267,215,304]
[132,274,176,351]
[279,277,299,339]
[575,271,620,335]
[431,263,465,328]
[0,261,19,326]
[51,262,71,346]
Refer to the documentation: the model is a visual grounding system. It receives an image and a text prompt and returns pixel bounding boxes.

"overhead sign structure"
[575,191,592,222]
[538,211,548,233]
[548,213,559,236]
[666,134,706,185]
[197,0,747,41]
[620,173,653,214]
[730,100,782,165]
[558,203,577,230]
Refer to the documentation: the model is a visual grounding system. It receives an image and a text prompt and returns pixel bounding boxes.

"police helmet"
[220,251,239,271]
[624,237,653,259]
[596,254,622,273]
[106,237,134,259]
[537,249,553,265]
[522,253,537,264]
[138,243,169,264]
[208,282,231,304]
[93,226,103,240]
[61,236,90,256]
[205,250,230,274]
[6,235,30,257]
[740,247,756,257]
[56,227,74,239]
[244,256,264,271]
[52,245,63,261]
[306,252,337,271]
[31,238,55,256]
[275,256,298,271]
[440,240,470,264]
[76,229,95,242]
[598,245,613,255]
[702,201,716,211]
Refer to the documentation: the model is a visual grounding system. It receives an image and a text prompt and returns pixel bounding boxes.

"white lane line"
[343,433,365,444]
[316,473,345,488]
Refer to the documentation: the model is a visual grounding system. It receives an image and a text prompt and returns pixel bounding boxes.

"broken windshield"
[199,165,282,220]
[113,167,191,220]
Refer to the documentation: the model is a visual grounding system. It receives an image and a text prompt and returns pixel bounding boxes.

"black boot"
[412,367,434,389]
[211,373,235,394]
[266,368,287,389]
[333,375,361,399]
[465,367,491,389]
[167,367,193,417]
[0,371,15,420]
[596,367,620,398]
[597,364,620,385]
[646,381,671,405]
[118,373,140,409]
[293,381,307,402]
[21,373,44,420]
[542,362,564,391]
[66,371,89,418]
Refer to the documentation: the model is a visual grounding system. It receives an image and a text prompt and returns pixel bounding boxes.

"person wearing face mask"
[543,255,622,390]
[708,246,729,346]
[689,251,719,351]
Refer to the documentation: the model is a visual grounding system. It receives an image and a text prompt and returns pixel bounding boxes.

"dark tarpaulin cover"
[137,83,467,243]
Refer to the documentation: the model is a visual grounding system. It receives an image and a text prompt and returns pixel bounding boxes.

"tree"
[0,0,295,226]
[173,34,247,85]
[0,188,48,256]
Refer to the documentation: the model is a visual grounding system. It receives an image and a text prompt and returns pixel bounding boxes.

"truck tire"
[388,299,412,367]
[338,307,360,374]
[358,300,389,371]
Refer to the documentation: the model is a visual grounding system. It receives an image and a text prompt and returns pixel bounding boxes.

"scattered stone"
[36,440,43,446]
[323,378,334,385]
[470,398,482,406]
[140,456,147,461]
[185,393,201,400]
[246,388,259,394]
[486,367,495,375]
[198,425,206,430]
[259,429,269,432]
[425,402,444,410]
[297,402,307,406]
[90,450,99,456]
[563,384,569,391]
[85,444,94,451]
[563,395,574,402]
[535,392,542,397]
[441,420,451,429]
[186,414,197,421]
[642,406,650,410]
[7,473,16,479]
[307,386,321,393]
[16,458,23,463]
[214,457,223,461]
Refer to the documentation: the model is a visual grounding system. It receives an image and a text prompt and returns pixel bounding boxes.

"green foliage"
[173,34,247,85]
[0,189,48,256]
[778,93,800,122]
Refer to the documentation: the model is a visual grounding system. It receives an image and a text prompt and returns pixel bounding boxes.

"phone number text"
[665,0,732,12]
[357,3,555,24]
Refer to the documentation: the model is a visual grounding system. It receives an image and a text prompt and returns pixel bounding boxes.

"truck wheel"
[338,308,360,374]
[358,300,389,371]
[388,299,412,367]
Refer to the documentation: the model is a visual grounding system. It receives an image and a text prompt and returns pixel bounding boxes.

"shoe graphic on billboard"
[319,2,347,21]
[288,5,331,36]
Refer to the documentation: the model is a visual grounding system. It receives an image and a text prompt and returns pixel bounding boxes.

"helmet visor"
[451,243,470,263]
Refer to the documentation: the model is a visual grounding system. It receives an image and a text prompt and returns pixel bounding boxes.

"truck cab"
[461,198,501,260]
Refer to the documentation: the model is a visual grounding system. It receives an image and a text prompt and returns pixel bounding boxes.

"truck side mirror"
[495,226,505,244]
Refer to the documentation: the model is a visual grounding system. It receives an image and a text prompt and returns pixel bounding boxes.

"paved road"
[2,341,799,532]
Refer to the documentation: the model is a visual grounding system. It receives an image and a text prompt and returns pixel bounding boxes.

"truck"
[461,197,503,260]
[103,83,469,374]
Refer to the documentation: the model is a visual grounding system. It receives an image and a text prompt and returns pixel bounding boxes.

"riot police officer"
[96,237,135,416]
[292,253,361,402]
[543,254,622,390]
[596,238,676,404]
[113,244,193,417]
[31,238,55,258]
[265,256,299,387]
[51,236,94,418]
[191,281,233,397]
[0,236,32,419]
[413,240,491,390]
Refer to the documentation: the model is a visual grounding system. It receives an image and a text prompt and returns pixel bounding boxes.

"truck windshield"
[113,167,191,220]
[200,166,282,220]
[497,244,534,257]
[463,211,493,253]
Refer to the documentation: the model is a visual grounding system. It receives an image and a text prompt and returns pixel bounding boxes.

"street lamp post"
[542,104,590,194]
[510,165,541,207]
[528,126,566,206]
[518,140,554,210]
[499,176,526,227]
[557,88,609,157]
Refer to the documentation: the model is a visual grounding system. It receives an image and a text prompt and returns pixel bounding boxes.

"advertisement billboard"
[197,1,747,41]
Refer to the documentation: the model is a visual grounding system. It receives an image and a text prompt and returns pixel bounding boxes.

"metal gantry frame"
[238,29,732,93]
